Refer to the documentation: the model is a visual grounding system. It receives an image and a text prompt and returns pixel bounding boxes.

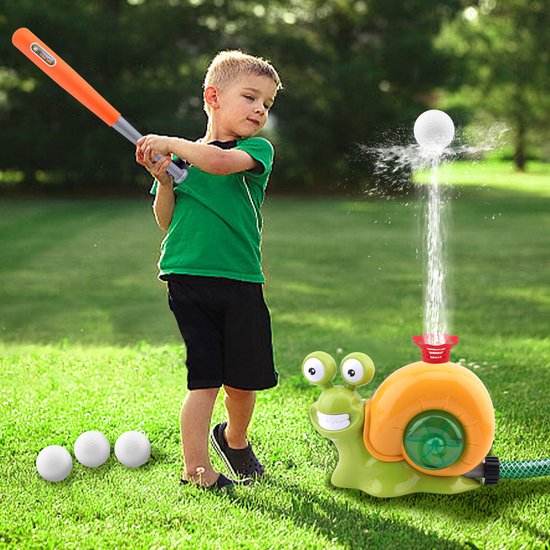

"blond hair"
[204,50,282,93]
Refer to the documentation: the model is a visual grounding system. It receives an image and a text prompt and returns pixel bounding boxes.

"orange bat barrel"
[12,28,121,126]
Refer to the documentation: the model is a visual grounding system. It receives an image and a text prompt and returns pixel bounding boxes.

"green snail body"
[304,352,480,498]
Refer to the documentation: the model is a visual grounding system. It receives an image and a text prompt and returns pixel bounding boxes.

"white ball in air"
[36,445,73,482]
[114,431,151,468]
[414,109,455,152]
[74,430,110,468]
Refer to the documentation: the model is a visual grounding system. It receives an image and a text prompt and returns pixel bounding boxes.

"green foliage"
[238,0,463,190]
[437,0,550,168]
[0,0,461,190]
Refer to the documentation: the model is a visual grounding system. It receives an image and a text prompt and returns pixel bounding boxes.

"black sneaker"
[179,472,247,491]
[210,422,265,478]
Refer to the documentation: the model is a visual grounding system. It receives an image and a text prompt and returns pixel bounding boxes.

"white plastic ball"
[114,431,151,468]
[413,109,455,152]
[36,445,72,482]
[74,430,110,468]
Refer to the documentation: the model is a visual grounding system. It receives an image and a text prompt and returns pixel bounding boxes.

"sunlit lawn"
[1,162,549,548]
[416,159,550,197]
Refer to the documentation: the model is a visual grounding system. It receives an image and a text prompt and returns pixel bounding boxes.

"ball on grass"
[36,445,72,482]
[74,430,110,468]
[114,431,150,468]
[414,109,455,152]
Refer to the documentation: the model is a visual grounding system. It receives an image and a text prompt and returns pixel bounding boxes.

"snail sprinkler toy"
[302,337,550,498]
[302,111,550,498]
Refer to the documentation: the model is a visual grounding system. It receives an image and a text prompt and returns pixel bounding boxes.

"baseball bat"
[12,27,188,183]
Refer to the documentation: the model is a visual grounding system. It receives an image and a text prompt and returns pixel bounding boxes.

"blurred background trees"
[438,0,550,171]
[0,0,548,192]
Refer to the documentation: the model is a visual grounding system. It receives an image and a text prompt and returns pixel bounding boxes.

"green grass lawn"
[416,159,550,197]
[1,162,549,548]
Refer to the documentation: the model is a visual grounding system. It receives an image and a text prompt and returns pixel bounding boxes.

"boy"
[136,51,282,489]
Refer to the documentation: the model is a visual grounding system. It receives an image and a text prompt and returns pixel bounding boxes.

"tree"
[240,0,463,191]
[438,0,550,170]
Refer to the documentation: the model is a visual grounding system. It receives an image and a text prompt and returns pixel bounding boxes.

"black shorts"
[166,274,278,391]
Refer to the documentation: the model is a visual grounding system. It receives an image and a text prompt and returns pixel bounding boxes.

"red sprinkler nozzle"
[412,334,460,363]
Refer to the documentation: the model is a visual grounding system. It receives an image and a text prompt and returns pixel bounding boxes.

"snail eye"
[341,359,364,384]
[302,352,336,386]
[302,358,325,383]
[340,353,375,387]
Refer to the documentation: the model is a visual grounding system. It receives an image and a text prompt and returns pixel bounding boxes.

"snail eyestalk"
[340,353,375,388]
[412,334,459,364]
[302,352,337,387]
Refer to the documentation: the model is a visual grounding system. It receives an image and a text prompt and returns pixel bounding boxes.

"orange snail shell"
[363,360,495,476]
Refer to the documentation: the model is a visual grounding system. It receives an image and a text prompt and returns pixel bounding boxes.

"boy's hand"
[135,145,173,186]
[137,134,174,156]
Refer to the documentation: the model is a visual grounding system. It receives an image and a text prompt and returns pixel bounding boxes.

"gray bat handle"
[112,116,188,183]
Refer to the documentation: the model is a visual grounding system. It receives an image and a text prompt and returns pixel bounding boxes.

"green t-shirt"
[150,136,274,283]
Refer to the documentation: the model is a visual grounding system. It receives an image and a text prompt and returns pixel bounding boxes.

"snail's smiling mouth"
[317,411,350,431]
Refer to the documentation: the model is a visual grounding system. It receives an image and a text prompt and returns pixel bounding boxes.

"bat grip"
[112,116,188,183]
[162,156,188,184]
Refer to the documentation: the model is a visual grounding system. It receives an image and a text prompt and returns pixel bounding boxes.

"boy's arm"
[137,135,257,176]
[153,180,175,232]
[136,147,174,231]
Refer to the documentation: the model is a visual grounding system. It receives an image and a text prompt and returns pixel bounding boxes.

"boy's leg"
[210,385,265,477]
[180,387,220,485]
[223,385,256,449]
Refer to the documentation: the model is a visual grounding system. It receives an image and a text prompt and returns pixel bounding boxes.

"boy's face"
[210,75,278,139]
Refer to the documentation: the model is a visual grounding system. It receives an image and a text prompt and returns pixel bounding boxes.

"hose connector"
[464,455,500,484]
[483,456,500,485]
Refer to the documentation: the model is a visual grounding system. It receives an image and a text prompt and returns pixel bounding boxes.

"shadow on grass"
[357,476,550,545]
[215,469,550,548]
[364,475,549,508]
[224,475,466,548]
[511,514,550,546]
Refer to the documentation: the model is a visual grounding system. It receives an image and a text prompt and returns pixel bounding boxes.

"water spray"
[416,110,454,344]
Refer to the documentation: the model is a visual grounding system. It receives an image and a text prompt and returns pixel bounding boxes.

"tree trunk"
[514,121,526,172]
